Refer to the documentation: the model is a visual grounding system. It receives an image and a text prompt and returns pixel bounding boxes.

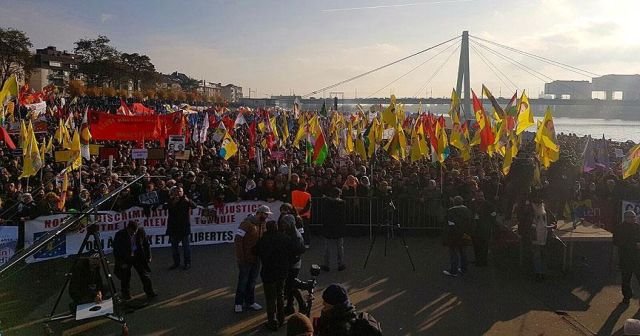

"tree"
[143,89,156,99]
[103,87,116,97]
[74,35,120,87]
[0,28,32,87]
[68,80,85,97]
[117,88,128,97]
[132,91,144,100]
[120,53,155,91]
[86,87,102,97]
[176,90,186,101]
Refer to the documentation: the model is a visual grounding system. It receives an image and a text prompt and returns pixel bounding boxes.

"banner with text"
[0,226,19,266]
[24,200,282,263]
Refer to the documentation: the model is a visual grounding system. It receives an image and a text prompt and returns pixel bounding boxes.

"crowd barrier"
[309,196,445,230]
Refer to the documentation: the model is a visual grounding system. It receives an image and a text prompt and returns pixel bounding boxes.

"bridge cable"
[471,40,589,97]
[470,43,518,92]
[412,44,461,98]
[471,40,552,83]
[365,37,461,98]
[469,35,599,78]
[302,35,461,98]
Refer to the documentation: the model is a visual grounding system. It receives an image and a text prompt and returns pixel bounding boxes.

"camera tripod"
[363,200,416,271]
[44,222,128,335]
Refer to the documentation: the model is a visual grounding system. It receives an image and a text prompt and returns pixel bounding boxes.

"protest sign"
[175,150,191,160]
[622,200,640,220]
[138,191,159,205]
[270,150,285,160]
[147,148,165,160]
[0,226,19,266]
[131,148,148,160]
[168,135,186,152]
[615,148,624,158]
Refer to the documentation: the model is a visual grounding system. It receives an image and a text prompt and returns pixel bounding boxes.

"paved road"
[0,234,637,335]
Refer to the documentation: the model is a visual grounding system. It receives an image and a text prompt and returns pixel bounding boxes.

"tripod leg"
[396,224,416,271]
[363,226,379,269]
[91,231,125,322]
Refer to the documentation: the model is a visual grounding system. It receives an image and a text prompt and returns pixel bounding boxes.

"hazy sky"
[2,0,640,98]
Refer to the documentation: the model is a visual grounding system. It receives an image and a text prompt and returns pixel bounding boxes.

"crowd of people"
[2,94,640,333]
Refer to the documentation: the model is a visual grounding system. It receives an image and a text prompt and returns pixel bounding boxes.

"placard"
[54,150,73,163]
[175,150,191,160]
[270,150,285,160]
[147,148,165,160]
[615,148,624,158]
[131,148,148,160]
[168,135,186,152]
[138,191,159,205]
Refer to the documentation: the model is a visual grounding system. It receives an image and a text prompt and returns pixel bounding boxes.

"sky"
[2,0,640,98]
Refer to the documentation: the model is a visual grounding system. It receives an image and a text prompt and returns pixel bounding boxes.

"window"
[49,61,61,67]
[592,91,606,100]
[612,91,623,100]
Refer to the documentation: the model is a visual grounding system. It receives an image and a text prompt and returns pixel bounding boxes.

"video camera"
[293,264,321,317]
[294,264,320,292]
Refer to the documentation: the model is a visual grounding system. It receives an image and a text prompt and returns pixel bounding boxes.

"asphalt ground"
[0,232,638,336]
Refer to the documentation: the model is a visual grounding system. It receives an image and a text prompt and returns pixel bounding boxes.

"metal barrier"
[310,196,445,230]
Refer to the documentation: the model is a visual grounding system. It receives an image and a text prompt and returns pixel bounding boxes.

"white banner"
[0,226,19,266]
[622,200,640,221]
[24,201,282,263]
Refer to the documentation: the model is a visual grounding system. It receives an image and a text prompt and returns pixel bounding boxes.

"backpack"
[351,311,382,336]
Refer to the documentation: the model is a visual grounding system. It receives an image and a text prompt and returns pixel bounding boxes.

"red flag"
[118,98,132,115]
[0,126,16,150]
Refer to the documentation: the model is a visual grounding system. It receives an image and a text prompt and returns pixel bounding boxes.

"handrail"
[0,174,146,275]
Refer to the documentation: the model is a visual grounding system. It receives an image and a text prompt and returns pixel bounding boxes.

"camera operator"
[314,283,382,336]
[320,187,346,272]
[279,211,307,315]
[255,219,304,331]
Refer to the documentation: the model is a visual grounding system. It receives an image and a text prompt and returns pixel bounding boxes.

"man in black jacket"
[614,210,640,304]
[320,188,346,272]
[113,221,156,300]
[166,187,197,270]
[471,192,496,267]
[443,196,473,277]
[255,219,303,331]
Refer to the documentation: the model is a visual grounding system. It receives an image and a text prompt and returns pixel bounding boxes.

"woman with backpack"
[278,210,307,315]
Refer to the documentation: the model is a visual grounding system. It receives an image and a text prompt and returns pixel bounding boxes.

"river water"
[550,118,640,143]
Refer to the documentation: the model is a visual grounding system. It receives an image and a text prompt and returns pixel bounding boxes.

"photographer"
[279,211,307,315]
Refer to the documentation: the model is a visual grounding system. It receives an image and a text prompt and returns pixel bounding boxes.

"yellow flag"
[0,75,19,106]
[534,107,560,168]
[345,120,354,154]
[622,144,640,179]
[20,120,28,150]
[516,90,534,135]
[502,135,516,175]
[70,130,82,170]
[410,127,425,163]
[269,116,279,140]
[381,95,397,127]
[282,113,290,140]
[220,131,238,160]
[19,124,42,178]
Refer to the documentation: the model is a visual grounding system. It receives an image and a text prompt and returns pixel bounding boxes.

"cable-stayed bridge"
[262,31,640,119]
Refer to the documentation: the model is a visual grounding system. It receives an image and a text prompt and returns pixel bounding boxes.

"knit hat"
[287,313,314,336]
[281,214,296,228]
[322,283,349,306]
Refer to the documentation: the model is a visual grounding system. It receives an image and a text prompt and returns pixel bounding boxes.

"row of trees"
[0,27,206,97]
[67,80,225,103]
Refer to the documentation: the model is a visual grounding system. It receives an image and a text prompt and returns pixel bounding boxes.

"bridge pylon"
[456,31,471,120]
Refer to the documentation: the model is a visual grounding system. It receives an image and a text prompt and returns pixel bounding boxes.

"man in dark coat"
[443,196,473,276]
[113,221,156,300]
[320,188,346,272]
[166,187,197,270]
[471,192,496,267]
[255,218,302,331]
[614,210,640,304]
